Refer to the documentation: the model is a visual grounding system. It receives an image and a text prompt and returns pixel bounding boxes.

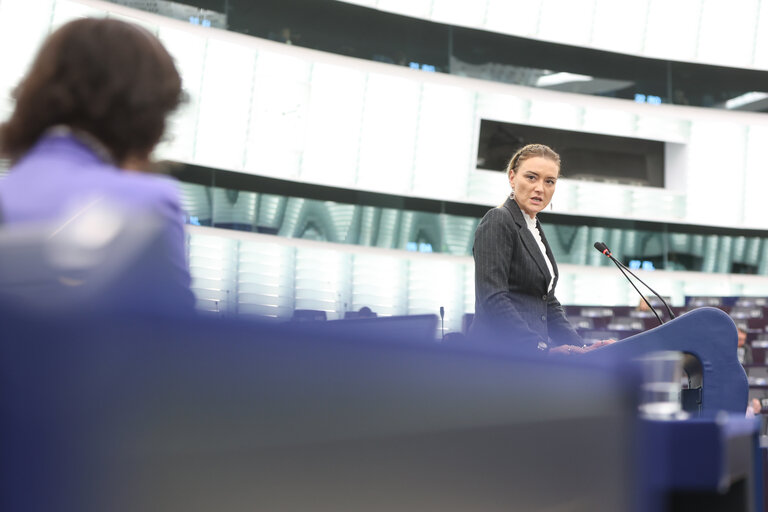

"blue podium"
[585,306,749,415]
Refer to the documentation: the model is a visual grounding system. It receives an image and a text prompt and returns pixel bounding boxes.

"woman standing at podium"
[471,144,596,354]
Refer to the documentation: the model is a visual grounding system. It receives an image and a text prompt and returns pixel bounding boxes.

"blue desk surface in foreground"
[639,414,761,512]
[0,310,638,512]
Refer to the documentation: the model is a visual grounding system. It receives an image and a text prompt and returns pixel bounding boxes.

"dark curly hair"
[0,17,182,164]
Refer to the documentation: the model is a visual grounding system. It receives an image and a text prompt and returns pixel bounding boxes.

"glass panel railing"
[176,176,768,276]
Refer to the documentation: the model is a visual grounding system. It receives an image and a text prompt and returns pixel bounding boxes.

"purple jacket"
[0,134,195,312]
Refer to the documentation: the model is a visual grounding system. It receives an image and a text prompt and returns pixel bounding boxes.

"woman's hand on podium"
[548,344,587,355]
[584,339,616,351]
[549,340,616,355]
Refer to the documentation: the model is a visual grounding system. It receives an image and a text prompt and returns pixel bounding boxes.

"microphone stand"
[608,255,663,326]
[594,242,675,326]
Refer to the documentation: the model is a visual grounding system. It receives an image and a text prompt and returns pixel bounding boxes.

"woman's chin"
[525,202,544,216]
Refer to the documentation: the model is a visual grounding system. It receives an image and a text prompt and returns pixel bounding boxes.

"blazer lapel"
[504,198,552,284]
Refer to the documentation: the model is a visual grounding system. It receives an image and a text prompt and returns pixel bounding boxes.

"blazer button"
[541,315,546,322]
[542,294,547,300]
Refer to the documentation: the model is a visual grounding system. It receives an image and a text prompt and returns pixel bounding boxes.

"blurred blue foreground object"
[0,308,639,512]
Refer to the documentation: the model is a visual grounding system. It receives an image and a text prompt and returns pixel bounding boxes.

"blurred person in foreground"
[0,17,194,311]
[471,144,611,355]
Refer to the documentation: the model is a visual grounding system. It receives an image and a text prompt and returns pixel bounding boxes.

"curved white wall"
[338,0,768,70]
[4,0,768,229]
[134,5,768,229]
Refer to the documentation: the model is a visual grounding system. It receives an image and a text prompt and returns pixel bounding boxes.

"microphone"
[593,242,676,325]
[594,241,610,256]
[439,306,445,341]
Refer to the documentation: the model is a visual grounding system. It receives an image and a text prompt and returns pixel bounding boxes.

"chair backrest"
[0,204,193,315]
[292,309,328,322]
[580,307,613,318]
[462,313,475,334]
[607,316,644,331]
[646,295,672,308]
[569,316,595,329]
[687,296,722,308]
[730,306,763,320]
[321,314,439,343]
[735,297,768,308]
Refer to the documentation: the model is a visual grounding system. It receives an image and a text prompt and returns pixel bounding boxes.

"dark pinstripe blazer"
[470,197,582,350]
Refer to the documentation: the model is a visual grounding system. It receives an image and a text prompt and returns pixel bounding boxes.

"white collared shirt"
[523,212,555,292]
